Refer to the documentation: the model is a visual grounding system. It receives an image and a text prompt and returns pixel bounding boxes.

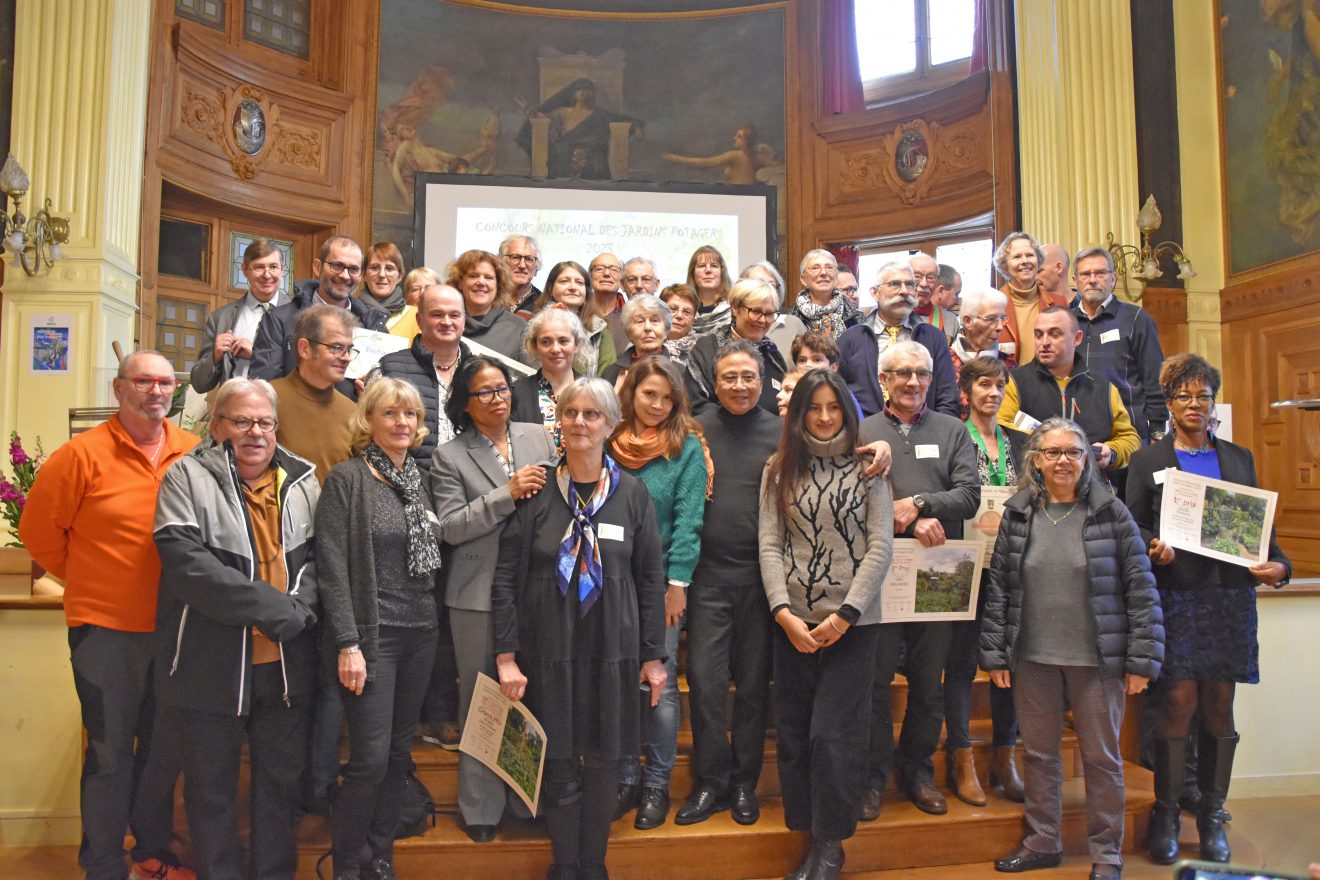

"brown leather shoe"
[992,745,1025,802]
[858,787,882,821]
[906,779,948,815]
[949,746,987,806]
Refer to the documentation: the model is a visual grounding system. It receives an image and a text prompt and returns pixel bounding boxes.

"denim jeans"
[619,619,682,788]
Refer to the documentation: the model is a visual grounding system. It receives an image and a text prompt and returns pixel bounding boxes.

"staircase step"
[294,762,1152,880]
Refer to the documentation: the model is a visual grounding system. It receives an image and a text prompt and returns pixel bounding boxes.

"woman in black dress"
[492,377,667,880]
[1126,353,1291,865]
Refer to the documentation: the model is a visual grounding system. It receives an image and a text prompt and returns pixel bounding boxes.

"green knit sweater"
[620,433,708,584]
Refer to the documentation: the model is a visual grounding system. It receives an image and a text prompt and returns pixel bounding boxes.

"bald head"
[1037,244,1071,296]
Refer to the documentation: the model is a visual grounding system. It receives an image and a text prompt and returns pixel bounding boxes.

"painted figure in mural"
[662,123,765,185]
[391,115,501,206]
[517,78,643,179]
[379,64,454,158]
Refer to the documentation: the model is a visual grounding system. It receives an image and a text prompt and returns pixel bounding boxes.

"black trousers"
[868,621,952,788]
[774,623,879,842]
[332,625,437,872]
[543,753,615,872]
[165,663,309,880]
[68,625,180,879]
[685,579,772,793]
[420,604,460,725]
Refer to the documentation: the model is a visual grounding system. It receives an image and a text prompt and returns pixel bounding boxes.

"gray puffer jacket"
[979,479,1164,680]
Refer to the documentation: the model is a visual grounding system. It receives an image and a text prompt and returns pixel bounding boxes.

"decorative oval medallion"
[895,129,929,183]
[233,98,267,155]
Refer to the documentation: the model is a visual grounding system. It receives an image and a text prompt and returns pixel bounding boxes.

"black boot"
[808,839,844,880]
[1196,732,1238,863]
[784,839,817,880]
[1146,737,1186,865]
[613,781,639,821]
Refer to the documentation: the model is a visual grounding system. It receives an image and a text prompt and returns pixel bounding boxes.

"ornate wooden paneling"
[1220,252,1320,576]
[1142,286,1188,357]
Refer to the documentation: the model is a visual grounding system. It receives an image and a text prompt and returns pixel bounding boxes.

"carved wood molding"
[178,82,325,181]
[834,115,984,208]
[1221,252,1320,322]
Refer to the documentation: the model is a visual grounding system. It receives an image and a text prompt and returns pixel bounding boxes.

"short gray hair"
[559,377,622,429]
[624,256,656,275]
[213,378,278,431]
[620,294,672,336]
[524,306,588,358]
[293,304,361,361]
[1018,417,1100,503]
[957,287,1007,316]
[798,248,837,277]
[498,234,540,259]
[993,231,1045,281]
[878,339,933,373]
[1073,245,1114,272]
[873,260,913,285]
[739,260,787,307]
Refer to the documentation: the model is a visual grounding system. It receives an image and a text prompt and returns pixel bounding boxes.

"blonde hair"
[349,377,429,453]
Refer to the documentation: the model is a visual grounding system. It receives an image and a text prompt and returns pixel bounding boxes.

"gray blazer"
[430,422,556,611]
[190,292,287,393]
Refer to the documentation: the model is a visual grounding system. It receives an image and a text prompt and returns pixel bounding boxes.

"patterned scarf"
[793,290,861,338]
[555,455,620,616]
[364,443,443,578]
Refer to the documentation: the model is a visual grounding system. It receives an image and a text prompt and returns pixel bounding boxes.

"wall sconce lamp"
[1105,195,1195,301]
[0,155,71,277]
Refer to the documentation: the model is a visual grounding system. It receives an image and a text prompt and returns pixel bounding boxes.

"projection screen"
[415,173,777,290]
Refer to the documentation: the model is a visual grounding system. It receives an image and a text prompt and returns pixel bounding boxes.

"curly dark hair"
[1159,353,1220,399]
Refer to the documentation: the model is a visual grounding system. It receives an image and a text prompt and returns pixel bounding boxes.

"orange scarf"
[610,425,716,499]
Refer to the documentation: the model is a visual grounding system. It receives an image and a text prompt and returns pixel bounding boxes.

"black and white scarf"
[365,443,442,578]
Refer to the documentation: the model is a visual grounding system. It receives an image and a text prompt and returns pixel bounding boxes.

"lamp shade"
[0,155,30,198]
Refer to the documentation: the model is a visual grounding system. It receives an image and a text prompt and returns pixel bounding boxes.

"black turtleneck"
[693,404,783,583]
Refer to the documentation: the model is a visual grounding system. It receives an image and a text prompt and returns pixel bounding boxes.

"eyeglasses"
[324,260,362,278]
[839,286,859,294]
[886,368,933,381]
[590,265,621,276]
[972,314,1008,326]
[127,377,179,393]
[623,275,656,286]
[666,304,696,318]
[217,414,278,433]
[473,385,511,404]
[804,265,835,276]
[1169,392,1215,406]
[310,340,359,358]
[1039,447,1086,462]
[911,272,939,284]
[1077,269,1113,280]
[740,305,777,321]
[716,372,761,387]
[560,407,605,424]
[504,254,539,266]
[883,279,917,290]
[246,264,284,277]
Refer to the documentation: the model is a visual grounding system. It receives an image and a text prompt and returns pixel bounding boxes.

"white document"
[963,485,1015,568]
[459,672,547,815]
[1157,468,1278,568]
[879,539,984,623]
[463,337,537,378]
[346,329,409,380]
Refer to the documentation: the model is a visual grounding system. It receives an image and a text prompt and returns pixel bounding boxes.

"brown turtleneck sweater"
[272,368,357,483]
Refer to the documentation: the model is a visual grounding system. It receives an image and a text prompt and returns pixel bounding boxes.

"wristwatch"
[912,494,927,513]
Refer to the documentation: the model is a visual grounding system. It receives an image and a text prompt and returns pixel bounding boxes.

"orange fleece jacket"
[19,414,199,631]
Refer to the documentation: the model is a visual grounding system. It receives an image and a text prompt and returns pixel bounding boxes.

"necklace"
[434,350,460,371]
[1045,501,1077,522]
[1175,436,1214,456]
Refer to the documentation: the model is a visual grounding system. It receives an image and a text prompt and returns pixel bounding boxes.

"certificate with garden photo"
[1157,468,1278,569]
[460,672,546,815]
[879,539,983,623]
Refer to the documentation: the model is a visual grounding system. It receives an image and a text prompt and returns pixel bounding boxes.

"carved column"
[1013,0,1141,255]
[1173,0,1224,368]
[0,0,152,454]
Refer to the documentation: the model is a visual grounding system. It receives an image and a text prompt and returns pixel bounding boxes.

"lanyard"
[966,420,1007,486]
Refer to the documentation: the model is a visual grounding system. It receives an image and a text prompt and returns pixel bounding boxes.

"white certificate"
[1157,469,1278,568]
[964,485,1015,568]
[346,329,409,380]
[879,539,984,623]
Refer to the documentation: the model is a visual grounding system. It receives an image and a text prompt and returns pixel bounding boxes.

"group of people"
[17,230,1290,880]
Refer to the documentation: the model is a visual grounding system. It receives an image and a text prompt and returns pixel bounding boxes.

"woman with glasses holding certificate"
[431,356,555,843]
[1126,353,1291,866]
[981,417,1162,880]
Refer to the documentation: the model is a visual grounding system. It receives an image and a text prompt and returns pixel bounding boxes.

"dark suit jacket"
[1125,435,1291,591]
[189,292,288,393]
[429,423,557,612]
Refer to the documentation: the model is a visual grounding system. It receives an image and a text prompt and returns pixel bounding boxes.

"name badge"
[1000,341,1017,356]
[771,379,782,390]
[1100,329,1121,344]
[598,523,625,542]
[1154,469,1168,486]
[1012,411,1042,433]
[914,444,940,459]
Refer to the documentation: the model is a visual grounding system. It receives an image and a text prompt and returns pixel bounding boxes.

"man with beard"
[838,261,959,418]
[1069,247,1167,443]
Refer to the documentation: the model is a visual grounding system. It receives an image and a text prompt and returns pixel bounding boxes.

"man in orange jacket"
[21,350,199,880]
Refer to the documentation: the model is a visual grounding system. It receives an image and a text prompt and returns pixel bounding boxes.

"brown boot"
[949,747,987,806]
[992,745,1025,802]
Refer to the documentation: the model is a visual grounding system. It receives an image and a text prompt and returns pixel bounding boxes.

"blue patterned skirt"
[1159,586,1259,683]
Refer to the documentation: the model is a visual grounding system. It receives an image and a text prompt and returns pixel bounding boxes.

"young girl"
[759,369,893,880]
